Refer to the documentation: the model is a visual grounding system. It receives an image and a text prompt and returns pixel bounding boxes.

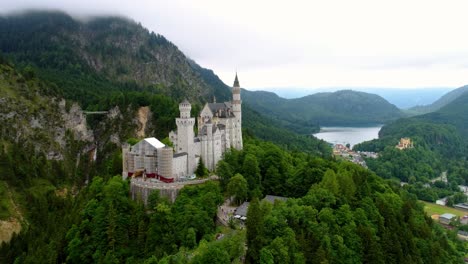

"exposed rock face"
[136,106,151,138]
[0,63,94,160]
[0,182,24,244]
[59,100,94,143]
[0,218,21,244]
[107,106,121,120]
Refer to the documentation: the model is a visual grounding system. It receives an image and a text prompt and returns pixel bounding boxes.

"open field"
[421,201,467,217]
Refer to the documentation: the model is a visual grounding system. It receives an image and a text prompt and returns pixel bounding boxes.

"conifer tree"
[195,157,208,177]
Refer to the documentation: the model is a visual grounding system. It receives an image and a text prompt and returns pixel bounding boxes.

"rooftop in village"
[440,213,457,220]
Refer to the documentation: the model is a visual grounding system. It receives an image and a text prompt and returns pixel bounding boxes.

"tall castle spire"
[231,72,242,150]
[233,72,240,87]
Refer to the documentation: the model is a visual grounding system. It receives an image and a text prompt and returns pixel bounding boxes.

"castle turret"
[158,146,174,180]
[232,73,243,150]
[176,99,196,174]
[179,99,191,119]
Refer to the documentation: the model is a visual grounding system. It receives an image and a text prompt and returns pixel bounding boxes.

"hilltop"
[0,11,231,104]
[408,85,468,115]
[242,89,403,134]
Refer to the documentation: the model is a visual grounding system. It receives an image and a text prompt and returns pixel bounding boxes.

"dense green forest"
[0,11,466,263]
[1,134,465,263]
[242,89,404,134]
[354,92,468,203]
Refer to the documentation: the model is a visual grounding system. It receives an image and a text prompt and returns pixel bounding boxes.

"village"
[331,143,378,168]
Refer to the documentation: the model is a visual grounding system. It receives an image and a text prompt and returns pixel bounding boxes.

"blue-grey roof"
[173,152,187,158]
[234,202,250,217]
[440,213,457,219]
[207,102,234,118]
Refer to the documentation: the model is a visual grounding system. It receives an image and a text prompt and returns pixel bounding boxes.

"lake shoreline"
[313,125,383,148]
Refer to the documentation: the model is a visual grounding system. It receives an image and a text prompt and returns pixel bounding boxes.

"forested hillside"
[242,89,403,134]
[0,11,330,155]
[1,132,465,263]
[408,84,468,115]
[0,11,230,104]
[354,92,468,203]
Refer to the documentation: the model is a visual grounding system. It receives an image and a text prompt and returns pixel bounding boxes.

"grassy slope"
[422,201,467,217]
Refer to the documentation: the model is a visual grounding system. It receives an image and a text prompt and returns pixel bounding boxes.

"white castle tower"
[175,99,196,175]
[231,73,243,150]
[125,73,243,183]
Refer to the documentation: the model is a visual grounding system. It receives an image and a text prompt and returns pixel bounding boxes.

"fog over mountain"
[2,0,468,89]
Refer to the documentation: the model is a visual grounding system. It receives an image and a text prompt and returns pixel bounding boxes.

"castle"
[122,74,243,182]
[396,137,413,150]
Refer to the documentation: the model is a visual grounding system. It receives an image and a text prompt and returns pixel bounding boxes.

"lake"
[313,126,383,148]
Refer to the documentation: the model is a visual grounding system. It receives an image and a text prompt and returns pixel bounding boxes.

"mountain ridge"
[242,89,403,134]
[408,84,468,115]
[0,11,230,105]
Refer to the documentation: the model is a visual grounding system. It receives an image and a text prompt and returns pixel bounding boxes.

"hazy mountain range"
[242,89,403,134]
[257,87,453,109]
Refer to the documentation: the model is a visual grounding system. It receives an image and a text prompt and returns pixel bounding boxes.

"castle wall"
[173,154,188,178]
[169,131,177,150]
[130,181,180,203]
[134,154,144,171]
[144,156,157,174]
[193,141,201,156]
[213,131,223,169]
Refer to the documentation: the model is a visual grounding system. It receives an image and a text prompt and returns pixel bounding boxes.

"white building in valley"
[123,74,243,182]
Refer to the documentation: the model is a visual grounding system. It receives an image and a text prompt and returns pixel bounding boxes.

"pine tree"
[196,157,208,177]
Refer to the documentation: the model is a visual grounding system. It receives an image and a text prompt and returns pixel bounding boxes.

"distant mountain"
[433,90,468,138]
[362,88,451,109]
[408,85,468,115]
[242,89,403,133]
[261,87,451,109]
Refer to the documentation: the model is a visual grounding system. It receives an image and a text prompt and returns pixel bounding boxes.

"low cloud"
[1,0,468,89]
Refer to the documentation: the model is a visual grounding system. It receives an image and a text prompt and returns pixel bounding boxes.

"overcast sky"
[2,0,468,90]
